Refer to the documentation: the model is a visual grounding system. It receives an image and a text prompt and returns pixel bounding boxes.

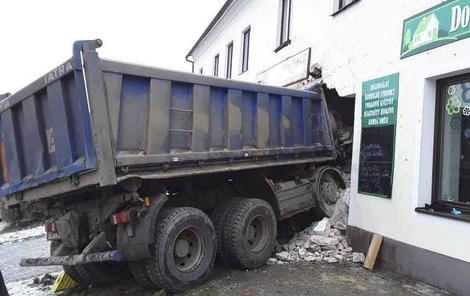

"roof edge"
[186,0,235,59]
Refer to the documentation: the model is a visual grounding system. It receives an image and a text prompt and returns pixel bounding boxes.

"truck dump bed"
[0,40,335,204]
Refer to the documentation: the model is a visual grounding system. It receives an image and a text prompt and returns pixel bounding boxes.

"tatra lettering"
[43,62,73,84]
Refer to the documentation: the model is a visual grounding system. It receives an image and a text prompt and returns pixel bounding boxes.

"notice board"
[358,73,399,198]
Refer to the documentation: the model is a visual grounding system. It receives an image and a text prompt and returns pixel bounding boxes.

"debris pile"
[33,273,56,286]
[271,188,365,264]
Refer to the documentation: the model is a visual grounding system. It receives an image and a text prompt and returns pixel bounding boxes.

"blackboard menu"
[358,73,399,198]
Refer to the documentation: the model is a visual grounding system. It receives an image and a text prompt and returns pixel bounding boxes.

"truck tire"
[144,207,216,293]
[222,199,277,270]
[74,262,130,286]
[51,239,130,287]
[50,241,86,285]
[210,198,241,263]
[311,166,347,218]
[129,260,157,288]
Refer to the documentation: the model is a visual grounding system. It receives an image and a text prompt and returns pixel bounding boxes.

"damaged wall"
[189,0,470,265]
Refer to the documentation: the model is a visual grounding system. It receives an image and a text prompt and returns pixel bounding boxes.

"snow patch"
[0,226,45,245]
[6,276,57,296]
[0,222,8,233]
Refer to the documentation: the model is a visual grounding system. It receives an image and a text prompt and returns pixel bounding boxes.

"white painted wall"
[190,0,470,263]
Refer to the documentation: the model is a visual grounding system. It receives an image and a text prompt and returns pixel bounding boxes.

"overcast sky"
[0,0,225,93]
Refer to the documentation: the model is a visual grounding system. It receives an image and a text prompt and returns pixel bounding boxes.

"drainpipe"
[185,56,195,74]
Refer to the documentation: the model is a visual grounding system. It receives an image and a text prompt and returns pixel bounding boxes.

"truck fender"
[117,193,169,261]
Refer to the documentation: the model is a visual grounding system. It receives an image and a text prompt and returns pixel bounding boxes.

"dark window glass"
[435,76,470,204]
[333,0,359,14]
[242,28,250,73]
[213,54,219,77]
[199,67,203,74]
[279,0,291,45]
[226,42,233,79]
[338,0,344,9]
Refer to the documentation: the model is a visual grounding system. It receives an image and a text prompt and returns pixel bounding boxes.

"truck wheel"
[144,207,216,293]
[222,199,277,270]
[210,198,241,263]
[75,262,130,286]
[311,166,347,218]
[129,260,157,288]
[50,241,86,285]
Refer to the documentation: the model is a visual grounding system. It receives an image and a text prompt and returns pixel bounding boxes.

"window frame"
[275,0,292,52]
[213,54,219,77]
[432,73,470,206]
[226,41,234,79]
[241,26,251,74]
[332,0,360,16]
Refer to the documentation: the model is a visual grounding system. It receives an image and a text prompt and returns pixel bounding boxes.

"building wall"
[190,0,470,264]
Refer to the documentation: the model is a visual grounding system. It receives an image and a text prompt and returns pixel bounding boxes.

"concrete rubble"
[271,188,365,264]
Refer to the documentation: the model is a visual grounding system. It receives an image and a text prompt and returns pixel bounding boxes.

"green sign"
[362,73,399,128]
[401,0,470,58]
[358,73,399,198]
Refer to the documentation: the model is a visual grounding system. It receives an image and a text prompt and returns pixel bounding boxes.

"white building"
[186,0,470,294]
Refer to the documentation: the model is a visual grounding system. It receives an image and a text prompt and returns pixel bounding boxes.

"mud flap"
[116,193,169,261]
[56,211,82,248]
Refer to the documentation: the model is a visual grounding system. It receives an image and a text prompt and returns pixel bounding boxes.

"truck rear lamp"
[110,211,129,225]
[44,222,57,233]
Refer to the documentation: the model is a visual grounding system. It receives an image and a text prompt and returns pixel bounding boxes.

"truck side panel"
[100,60,334,169]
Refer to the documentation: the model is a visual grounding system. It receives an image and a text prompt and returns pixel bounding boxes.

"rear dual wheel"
[213,198,277,270]
[50,241,85,284]
[50,241,130,286]
[134,207,216,293]
[74,261,130,286]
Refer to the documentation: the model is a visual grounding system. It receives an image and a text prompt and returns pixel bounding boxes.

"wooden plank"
[364,234,384,270]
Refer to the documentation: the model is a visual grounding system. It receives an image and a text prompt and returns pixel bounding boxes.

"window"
[213,54,219,77]
[241,27,250,73]
[276,0,292,51]
[226,42,233,79]
[434,75,470,207]
[199,67,203,74]
[332,0,359,15]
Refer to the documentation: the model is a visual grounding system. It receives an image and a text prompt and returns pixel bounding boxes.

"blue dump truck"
[1,40,346,292]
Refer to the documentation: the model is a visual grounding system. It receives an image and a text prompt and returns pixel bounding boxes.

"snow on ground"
[0,225,45,244]
[0,221,8,232]
[6,275,58,296]
[0,223,60,296]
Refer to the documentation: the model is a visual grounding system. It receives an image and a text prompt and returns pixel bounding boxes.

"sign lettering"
[401,0,470,58]
[358,73,400,198]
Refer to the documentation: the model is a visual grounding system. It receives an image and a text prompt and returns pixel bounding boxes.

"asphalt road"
[68,262,451,296]
[0,228,452,296]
